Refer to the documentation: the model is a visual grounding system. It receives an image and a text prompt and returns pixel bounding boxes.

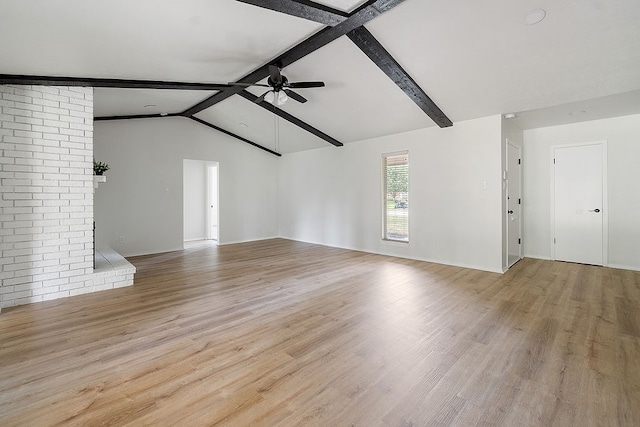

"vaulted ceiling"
[2,0,640,155]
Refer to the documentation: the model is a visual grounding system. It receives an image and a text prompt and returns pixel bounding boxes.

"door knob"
[588,208,601,213]
[508,210,513,214]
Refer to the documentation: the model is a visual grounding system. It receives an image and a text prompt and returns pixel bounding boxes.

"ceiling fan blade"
[288,81,325,88]
[254,91,269,103]
[228,82,270,87]
[284,89,307,103]
[268,65,282,85]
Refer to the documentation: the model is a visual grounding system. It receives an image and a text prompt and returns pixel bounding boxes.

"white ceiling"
[94,88,216,117]
[309,0,369,13]
[194,95,329,153]
[2,0,640,154]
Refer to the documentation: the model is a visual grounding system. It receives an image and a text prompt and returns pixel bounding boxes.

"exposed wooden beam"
[189,116,281,157]
[5,0,420,153]
[236,0,348,26]
[0,74,230,91]
[347,27,452,128]
[94,113,182,121]
[234,0,451,128]
[255,0,409,74]
[182,0,407,116]
[238,91,343,147]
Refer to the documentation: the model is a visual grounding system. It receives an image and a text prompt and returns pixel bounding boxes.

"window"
[382,152,409,242]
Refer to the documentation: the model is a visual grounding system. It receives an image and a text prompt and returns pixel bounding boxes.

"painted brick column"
[0,85,94,309]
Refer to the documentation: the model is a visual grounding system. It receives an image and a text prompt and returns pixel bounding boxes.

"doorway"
[183,159,219,245]
[551,141,607,265]
[506,141,522,268]
[207,164,219,242]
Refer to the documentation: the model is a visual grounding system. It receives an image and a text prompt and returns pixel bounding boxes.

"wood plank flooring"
[1,238,639,426]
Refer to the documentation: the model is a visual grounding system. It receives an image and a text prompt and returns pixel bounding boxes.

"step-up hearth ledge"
[89,248,136,293]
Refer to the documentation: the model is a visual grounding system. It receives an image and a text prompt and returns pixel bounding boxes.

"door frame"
[549,140,608,265]
[206,163,219,242]
[506,140,522,268]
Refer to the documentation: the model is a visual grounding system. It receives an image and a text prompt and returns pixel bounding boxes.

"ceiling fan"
[229,65,325,106]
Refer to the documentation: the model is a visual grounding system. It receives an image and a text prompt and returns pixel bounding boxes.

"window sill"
[382,238,410,245]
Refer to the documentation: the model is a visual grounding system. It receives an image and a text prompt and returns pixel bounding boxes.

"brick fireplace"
[0,85,134,312]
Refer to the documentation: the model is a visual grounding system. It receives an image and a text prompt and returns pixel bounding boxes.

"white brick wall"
[1,85,95,309]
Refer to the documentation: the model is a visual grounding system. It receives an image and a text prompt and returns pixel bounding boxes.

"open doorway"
[183,159,219,247]
[207,164,219,242]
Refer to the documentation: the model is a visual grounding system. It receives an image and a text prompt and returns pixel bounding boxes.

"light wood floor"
[1,239,639,426]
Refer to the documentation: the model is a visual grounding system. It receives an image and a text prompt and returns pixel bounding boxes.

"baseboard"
[607,263,640,272]
[523,256,639,272]
[523,254,552,260]
[278,237,505,274]
[121,246,186,258]
[219,236,280,246]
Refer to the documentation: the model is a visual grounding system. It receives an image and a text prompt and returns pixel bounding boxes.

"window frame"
[381,151,409,243]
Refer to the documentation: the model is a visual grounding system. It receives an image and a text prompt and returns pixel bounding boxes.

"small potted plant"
[93,160,110,176]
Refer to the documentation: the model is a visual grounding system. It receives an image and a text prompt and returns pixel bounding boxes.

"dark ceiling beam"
[231,0,453,127]
[189,116,281,157]
[257,0,408,72]
[234,0,451,128]
[0,74,230,91]
[347,27,452,128]
[238,90,343,147]
[182,0,407,116]
[94,113,182,121]
[6,0,415,153]
[235,0,348,26]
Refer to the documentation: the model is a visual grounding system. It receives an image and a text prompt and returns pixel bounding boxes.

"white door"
[207,165,219,241]
[506,142,522,268]
[552,142,606,265]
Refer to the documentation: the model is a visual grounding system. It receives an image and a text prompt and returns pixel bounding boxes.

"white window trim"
[381,151,409,243]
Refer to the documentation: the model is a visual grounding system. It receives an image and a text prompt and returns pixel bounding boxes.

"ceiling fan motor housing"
[268,75,288,91]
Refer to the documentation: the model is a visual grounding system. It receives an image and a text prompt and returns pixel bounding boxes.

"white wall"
[183,159,207,242]
[279,115,505,273]
[523,113,640,270]
[94,117,279,257]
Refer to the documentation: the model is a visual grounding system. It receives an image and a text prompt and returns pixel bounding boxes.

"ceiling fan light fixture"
[264,91,275,104]
[276,91,288,105]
